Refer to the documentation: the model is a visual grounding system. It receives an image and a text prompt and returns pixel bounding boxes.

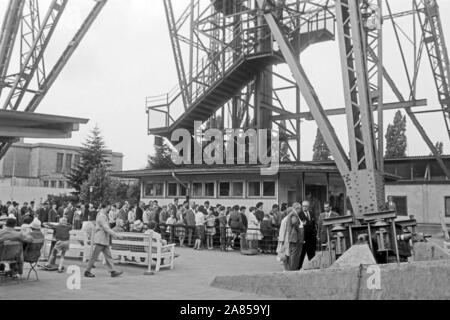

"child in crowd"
[176,208,186,247]
[205,209,216,250]
[166,212,177,243]
[128,206,136,229]
[194,206,205,250]
[44,217,71,273]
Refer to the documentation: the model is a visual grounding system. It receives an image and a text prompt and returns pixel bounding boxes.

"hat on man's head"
[134,220,143,228]
[8,214,16,219]
[30,218,42,230]
[60,217,68,224]
[6,218,17,228]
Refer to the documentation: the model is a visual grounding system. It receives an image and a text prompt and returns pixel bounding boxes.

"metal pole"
[11,145,16,200]
[391,220,400,264]
[367,222,373,251]
[327,228,332,263]
[349,225,353,246]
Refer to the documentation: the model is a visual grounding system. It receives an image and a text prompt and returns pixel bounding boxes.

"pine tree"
[67,125,110,194]
[79,165,114,204]
[385,111,407,158]
[312,128,331,161]
[147,139,175,169]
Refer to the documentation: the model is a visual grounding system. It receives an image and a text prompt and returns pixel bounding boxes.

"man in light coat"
[84,203,124,278]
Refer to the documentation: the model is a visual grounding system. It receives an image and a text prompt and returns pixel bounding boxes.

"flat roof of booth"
[0,110,89,141]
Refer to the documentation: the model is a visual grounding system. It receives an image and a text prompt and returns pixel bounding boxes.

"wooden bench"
[108,231,175,273]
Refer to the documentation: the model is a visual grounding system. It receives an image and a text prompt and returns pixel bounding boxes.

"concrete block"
[330,244,376,269]
[413,242,450,262]
[303,251,334,270]
[211,260,450,300]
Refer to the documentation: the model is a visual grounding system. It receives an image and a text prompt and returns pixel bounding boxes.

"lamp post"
[89,186,95,204]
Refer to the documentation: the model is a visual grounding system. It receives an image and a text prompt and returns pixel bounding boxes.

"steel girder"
[335,0,385,215]
[362,0,384,170]
[164,0,190,110]
[2,0,68,111]
[256,0,350,176]
[0,0,24,98]
[257,0,387,216]
[415,0,450,142]
[0,0,108,160]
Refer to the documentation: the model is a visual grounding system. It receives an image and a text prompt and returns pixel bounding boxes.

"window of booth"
[232,182,244,197]
[430,162,448,181]
[51,181,57,188]
[193,183,203,197]
[263,181,276,197]
[446,197,450,218]
[43,181,49,188]
[144,183,155,197]
[168,183,177,197]
[180,184,187,196]
[144,183,164,197]
[155,183,164,196]
[248,181,261,197]
[396,163,412,180]
[205,183,215,197]
[219,182,230,197]
[58,181,65,189]
[413,162,428,181]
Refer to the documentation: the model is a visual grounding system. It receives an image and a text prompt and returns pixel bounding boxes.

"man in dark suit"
[135,202,144,222]
[297,201,317,269]
[318,202,339,248]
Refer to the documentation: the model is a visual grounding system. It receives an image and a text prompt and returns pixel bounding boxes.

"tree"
[79,165,115,204]
[430,141,444,156]
[147,139,175,169]
[312,128,331,161]
[67,126,110,193]
[385,111,407,158]
[126,183,141,205]
[47,194,79,207]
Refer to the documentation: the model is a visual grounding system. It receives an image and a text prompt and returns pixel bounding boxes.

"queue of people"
[1,196,345,277]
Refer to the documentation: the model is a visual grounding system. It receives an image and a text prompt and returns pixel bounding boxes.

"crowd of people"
[1,196,347,277]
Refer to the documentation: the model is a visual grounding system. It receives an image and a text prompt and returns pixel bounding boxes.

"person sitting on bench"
[44,217,71,273]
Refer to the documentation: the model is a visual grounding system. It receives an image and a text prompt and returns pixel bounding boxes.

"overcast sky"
[2,0,450,170]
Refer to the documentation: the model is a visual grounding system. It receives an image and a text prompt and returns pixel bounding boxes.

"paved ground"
[0,248,283,300]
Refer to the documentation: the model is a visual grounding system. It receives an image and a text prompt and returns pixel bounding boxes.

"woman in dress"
[165,211,177,243]
[246,207,263,251]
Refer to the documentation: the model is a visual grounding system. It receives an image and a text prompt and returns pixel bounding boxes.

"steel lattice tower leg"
[335,0,385,215]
